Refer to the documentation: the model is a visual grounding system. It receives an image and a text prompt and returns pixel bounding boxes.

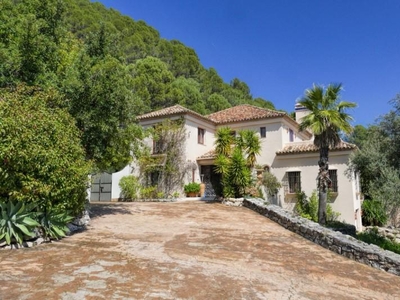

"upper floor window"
[289,129,294,142]
[288,171,301,193]
[260,127,266,138]
[329,169,338,193]
[152,139,161,154]
[198,128,205,144]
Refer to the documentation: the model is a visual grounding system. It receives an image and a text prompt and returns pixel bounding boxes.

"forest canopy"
[0,0,275,172]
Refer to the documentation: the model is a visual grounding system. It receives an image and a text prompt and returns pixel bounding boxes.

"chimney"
[295,103,310,123]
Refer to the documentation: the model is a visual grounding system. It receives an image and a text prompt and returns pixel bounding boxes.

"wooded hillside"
[0,0,275,172]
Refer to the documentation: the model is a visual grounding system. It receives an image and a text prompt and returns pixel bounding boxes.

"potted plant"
[184,182,201,197]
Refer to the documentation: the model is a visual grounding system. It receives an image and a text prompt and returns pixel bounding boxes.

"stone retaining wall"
[243,198,400,276]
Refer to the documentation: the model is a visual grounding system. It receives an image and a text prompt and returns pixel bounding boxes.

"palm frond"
[298,83,356,158]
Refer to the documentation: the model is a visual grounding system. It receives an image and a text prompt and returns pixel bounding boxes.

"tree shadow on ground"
[89,203,133,219]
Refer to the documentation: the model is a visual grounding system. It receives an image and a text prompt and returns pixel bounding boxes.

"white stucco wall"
[216,119,284,168]
[111,164,132,200]
[271,150,362,230]
[217,118,310,168]
[184,115,216,183]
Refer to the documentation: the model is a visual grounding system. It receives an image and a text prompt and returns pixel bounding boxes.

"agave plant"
[0,200,39,245]
[38,207,74,240]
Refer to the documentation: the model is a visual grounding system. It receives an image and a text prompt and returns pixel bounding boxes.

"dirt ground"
[1,201,400,300]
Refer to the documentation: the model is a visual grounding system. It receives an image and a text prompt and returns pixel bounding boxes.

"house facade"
[95,104,362,230]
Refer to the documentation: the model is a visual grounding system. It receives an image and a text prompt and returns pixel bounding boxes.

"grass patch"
[357,228,400,255]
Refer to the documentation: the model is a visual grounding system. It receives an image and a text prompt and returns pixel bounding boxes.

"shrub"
[294,191,314,221]
[0,86,91,215]
[326,203,340,222]
[244,185,261,198]
[184,182,201,194]
[0,200,39,245]
[140,186,157,199]
[361,199,388,226]
[295,190,339,223]
[357,227,400,255]
[37,207,74,240]
[119,175,140,201]
[262,172,282,196]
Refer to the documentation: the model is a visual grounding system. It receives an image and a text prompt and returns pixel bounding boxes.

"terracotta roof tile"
[276,140,357,155]
[207,104,286,124]
[137,105,211,122]
[197,149,217,160]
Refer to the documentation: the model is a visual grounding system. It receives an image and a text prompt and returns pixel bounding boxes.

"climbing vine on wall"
[138,118,187,197]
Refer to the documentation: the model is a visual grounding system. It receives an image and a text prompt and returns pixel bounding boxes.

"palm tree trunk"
[318,189,327,225]
[317,147,330,225]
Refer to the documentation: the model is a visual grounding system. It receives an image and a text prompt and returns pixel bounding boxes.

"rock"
[23,241,34,248]
[35,237,44,246]
[72,209,90,226]
[222,198,244,207]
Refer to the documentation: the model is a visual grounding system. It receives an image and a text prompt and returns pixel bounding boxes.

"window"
[289,129,294,142]
[153,139,162,154]
[288,171,301,193]
[230,130,236,137]
[329,169,338,193]
[150,170,161,186]
[198,128,205,144]
[152,125,162,154]
[260,127,266,138]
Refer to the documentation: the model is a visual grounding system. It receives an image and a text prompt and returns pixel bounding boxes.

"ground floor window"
[329,169,338,192]
[150,170,161,186]
[288,171,301,193]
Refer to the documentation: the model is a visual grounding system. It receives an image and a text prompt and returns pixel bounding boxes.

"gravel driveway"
[1,200,400,299]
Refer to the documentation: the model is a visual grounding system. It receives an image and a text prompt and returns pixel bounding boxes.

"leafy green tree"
[252,97,275,110]
[130,56,175,111]
[345,124,370,149]
[154,39,201,78]
[85,22,123,60]
[63,53,144,171]
[169,77,202,110]
[299,83,356,224]
[220,87,248,106]
[347,130,384,197]
[199,68,225,100]
[0,86,91,215]
[347,122,400,225]
[0,0,66,87]
[205,93,231,113]
[230,78,251,100]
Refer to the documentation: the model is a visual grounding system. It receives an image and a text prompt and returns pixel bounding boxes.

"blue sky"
[96,0,400,126]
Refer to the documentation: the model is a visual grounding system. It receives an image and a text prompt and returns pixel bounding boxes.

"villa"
[91,104,362,230]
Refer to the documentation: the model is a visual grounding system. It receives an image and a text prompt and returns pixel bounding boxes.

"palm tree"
[215,127,234,157]
[299,83,356,224]
[237,130,261,168]
[214,127,261,198]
